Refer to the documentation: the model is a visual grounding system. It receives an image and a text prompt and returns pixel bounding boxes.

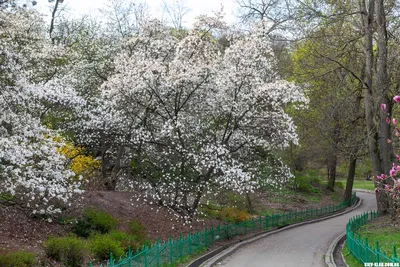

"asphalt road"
[219,192,377,267]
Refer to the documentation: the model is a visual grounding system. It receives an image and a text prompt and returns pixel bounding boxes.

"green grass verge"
[162,247,207,267]
[342,242,363,267]
[355,216,400,257]
[332,179,375,191]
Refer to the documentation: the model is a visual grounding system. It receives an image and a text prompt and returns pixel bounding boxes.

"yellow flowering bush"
[56,141,100,181]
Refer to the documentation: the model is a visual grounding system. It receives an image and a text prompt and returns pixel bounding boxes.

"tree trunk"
[375,0,391,214]
[376,0,392,174]
[246,193,254,213]
[326,155,337,192]
[345,157,357,206]
[105,145,125,190]
[359,0,391,214]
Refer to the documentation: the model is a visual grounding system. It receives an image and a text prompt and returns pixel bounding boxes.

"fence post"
[376,241,380,263]
[144,244,148,267]
[205,229,209,248]
[110,253,114,267]
[188,233,192,254]
[393,245,397,262]
[210,226,214,245]
[169,237,174,265]
[156,240,160,266]
[128,247,132,267]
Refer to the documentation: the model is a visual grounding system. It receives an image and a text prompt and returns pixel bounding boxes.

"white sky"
[35,0,238,27]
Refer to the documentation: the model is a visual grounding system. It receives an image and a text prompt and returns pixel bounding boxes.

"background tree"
[162,0,190,31]
[80,16,307,218]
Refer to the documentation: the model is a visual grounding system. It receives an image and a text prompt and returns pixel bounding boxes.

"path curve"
[218,192,376,267]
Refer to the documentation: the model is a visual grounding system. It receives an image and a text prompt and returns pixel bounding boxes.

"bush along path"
[89,193,357,267]
[346,211,400,265]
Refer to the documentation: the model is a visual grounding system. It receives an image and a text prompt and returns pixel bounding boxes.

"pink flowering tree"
[377,97,400,217]
[80,13,307,219]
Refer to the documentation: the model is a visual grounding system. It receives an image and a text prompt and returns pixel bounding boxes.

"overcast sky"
[36,0,238,27]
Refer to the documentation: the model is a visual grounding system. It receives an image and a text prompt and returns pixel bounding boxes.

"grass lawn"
[335,179,375,191]
[342,215,400,266]
[355,216,400,258]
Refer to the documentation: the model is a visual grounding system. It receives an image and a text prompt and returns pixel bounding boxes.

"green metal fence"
[90,192,357,267]
[346,210,400,264]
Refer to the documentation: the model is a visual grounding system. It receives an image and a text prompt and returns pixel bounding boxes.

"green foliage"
[0,192,15,203]
[127,219,147,244]
[217,207,251,222]
[74,208,118,237]
[89,234,124,261]
[198,202,251,222]
[73,218,92,238]
[107,230,141,252]
[335,181,345,189]
[43,235,87,267]
[198,202,221,218]
[293,170,322,193]
[0,251,36,267]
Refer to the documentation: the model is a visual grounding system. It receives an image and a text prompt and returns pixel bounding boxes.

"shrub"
[295,176,313,192]
[223,192,248,211]
[83,208,118,234]
[0,251,36,267]
[73,218,92,238]
[218,207,251,222]
[43,235,87,267]
[127,219,147,243]
[198,203,221,218]
[294,170,322,193]
[107,231,141,252]
[56,141,100,179]
[90,235,124,261]
[74,208,118,237]
[43,237,63,261]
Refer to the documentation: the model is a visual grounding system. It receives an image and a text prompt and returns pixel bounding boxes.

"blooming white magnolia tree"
[84,13,307,218]
[0,9,84,216]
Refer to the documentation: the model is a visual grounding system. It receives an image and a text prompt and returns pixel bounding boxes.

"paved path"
[219,192,377,267]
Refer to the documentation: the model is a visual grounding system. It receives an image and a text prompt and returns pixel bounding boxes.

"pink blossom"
[381,174,387,179]
[393,118,397,125]
[385,184,390,190]
[387,139,392,143]
[394,95,400,103]
[397,155,400,161]
[375,188,379,193]
[390,168,396,176]
[377,175,383,181]
[386,117,391,124]
[381,103,387,110]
